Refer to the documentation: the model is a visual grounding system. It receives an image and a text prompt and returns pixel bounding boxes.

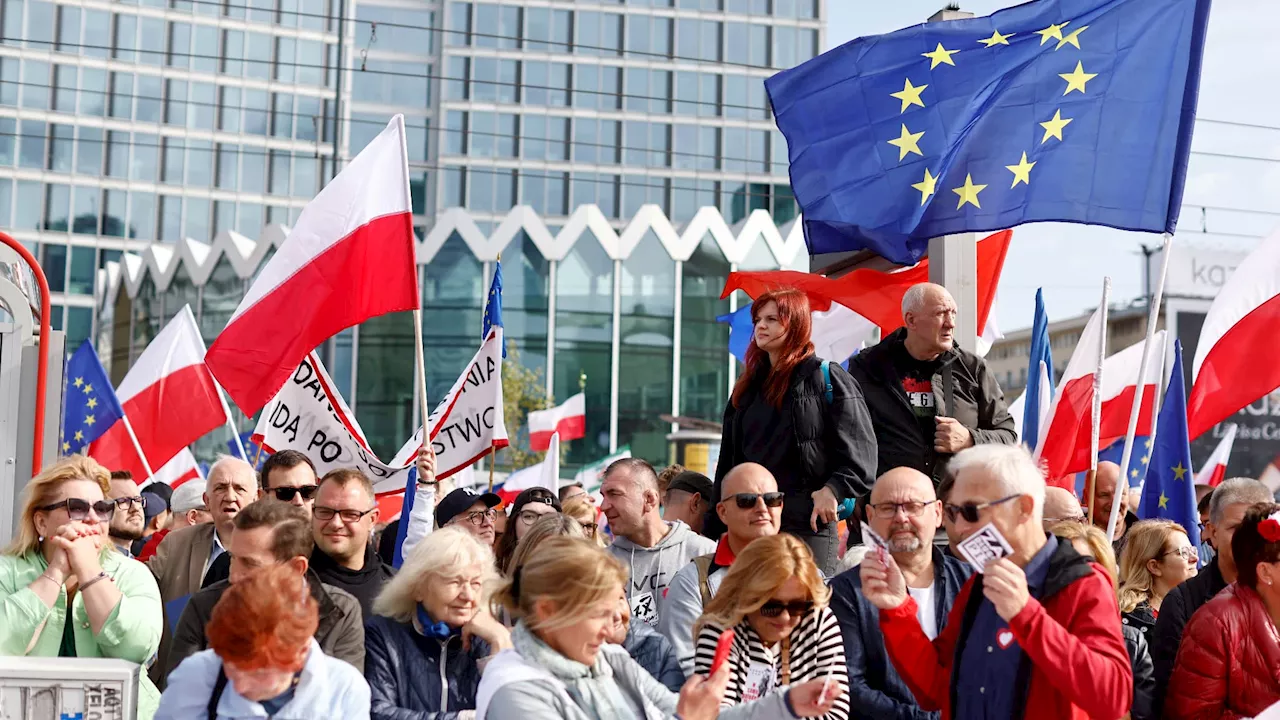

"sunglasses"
[759,599,814,618]
[271,486,319,502]
[943,494,1022,524]
[39,498,116,521]
[729,492,784,509]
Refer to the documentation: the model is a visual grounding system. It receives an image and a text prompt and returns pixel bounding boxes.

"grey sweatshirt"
[608,521,717,628]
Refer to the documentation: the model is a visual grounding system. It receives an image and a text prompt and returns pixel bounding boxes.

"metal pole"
[1086,279,1111,525]
[330,0,346,179]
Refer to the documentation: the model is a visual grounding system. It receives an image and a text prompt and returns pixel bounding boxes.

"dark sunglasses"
[271,485,319,502]
[943,494,1022,524]
[759,599,814,618]
[39,498,116,521]
[729,492,784,509]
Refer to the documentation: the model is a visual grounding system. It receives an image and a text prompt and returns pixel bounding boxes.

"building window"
[555,235,614,466]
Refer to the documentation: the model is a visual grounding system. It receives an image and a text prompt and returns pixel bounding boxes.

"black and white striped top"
[693,606,850,720]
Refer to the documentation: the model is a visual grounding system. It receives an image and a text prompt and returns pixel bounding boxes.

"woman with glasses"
[1117,520,1198,638]
[494,488,561,573]
[713,288,877,575]
[0,455,164,719]
[365,526,511,720]
[693,534,848,719]
[563,496,605,547]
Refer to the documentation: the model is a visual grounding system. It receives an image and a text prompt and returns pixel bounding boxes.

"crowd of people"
[1,282,1278,719]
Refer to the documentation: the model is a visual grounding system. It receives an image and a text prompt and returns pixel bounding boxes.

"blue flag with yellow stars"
[60,340,126,455]
[1139,340,1199,547]
[766,0,1212,265]
[482,260,506,357]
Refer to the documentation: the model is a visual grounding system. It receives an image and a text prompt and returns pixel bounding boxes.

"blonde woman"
[693,534,849,720]
[1117,520,1198,636]
[0,455,163,718]
[366,526,510,718]
[562,497,604,547]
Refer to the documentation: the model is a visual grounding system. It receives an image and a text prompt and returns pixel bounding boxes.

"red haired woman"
[713,288,877,574]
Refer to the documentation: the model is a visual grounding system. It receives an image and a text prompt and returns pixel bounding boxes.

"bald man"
[829,467,972,716]
[1043,487,1086,530]
[850,282,1016,483]
[1088,461,1138,548]
[658,462,782,675]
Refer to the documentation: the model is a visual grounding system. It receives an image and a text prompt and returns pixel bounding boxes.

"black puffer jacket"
[1123,624,1155,720]
[364,615,490,720]
[623,619,685,692]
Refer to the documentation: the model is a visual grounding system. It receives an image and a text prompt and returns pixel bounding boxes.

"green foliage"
[497,340,564,471]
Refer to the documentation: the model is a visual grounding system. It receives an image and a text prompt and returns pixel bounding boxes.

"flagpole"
[121,415,157,483]
[211,380,248,461]
[1107,233,1174,541]
[1134,335,1169,502]
[1086,278,1110,526]
[487,447,496,491]
[412,307,430,441]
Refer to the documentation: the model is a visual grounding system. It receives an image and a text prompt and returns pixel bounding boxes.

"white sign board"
[1152,244,1249,299]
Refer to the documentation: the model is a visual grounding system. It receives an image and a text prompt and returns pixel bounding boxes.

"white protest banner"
[391,327,509,480]
[253,351,414,494]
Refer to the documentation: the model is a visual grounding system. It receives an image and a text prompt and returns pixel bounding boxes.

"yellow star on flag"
[1056,25,1089,50]
[888,124,925,161]
[979,29,1014,47]
[1145,438,1154,449]
[911,168,938,205]
[890,78,928,113]
[1172,462,1188,481]
[1059,61,1097,95]
[1036,21,1070,46]
[73,377,84,388]
[921,43,959,69]
[1158,493,1170,510]
[83,384,93,394]
[952,174,987,209]
[84,414,95,426]
[1040,109,1073,143]
[74,430,84,442]
[87,397,98,409]
[1006,152,1036,187]
[62,441,70,453]
[1131,468,1140,479]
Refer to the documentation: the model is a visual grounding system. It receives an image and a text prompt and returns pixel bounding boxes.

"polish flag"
[528,394,586,451]
[206,116,419,415]
[811,303,877,363]
[90,306,227,480]
[1194,424,1238,488]
[1035,308,1166,484]
[498,432,560,505]
[1188,229,1280,440]
[149,447,203,489]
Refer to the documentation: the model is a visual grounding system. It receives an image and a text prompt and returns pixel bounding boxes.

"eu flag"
[482,260,506,358]
[1140,340,1199,547]
[61,340,126,455]
[766,0,1211,265]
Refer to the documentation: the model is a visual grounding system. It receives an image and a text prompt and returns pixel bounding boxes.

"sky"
[823,0,1280,333]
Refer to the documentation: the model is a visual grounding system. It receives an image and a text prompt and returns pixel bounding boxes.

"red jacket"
[1165,583,1280,719]
[879,538,1132,720]
[136,528,170,562]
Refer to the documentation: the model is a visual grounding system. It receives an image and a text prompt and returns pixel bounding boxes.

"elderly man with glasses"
[829,466,972,718]
[1043,486,1087,530]
[861,444,1132,720]
[435,487,502,548]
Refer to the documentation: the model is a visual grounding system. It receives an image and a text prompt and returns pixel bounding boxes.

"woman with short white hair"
[365,526,511,720]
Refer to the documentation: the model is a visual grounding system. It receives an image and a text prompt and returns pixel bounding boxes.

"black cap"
[666,470,713,499]
[435,487,502,528]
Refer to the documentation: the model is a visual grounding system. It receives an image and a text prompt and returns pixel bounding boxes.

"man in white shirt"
[827,466,973,717]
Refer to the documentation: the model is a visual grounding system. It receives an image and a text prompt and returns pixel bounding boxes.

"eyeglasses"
[457,509,497,526]
[270,486,318,502]
[38,498,116,521]
[1164,546,1199,563]
[112,495,146,510]
[313,506,376,524]
[581,522,598,537]
[518,509,554,525]
[758,599,814,618]
[729,492,784,509]
[868,500,933,519]
[943,494,1022,524]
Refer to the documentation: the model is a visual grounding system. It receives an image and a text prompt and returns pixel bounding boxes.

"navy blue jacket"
[624,619,686,693]
[364,615,490,720]
[829,548,972,720]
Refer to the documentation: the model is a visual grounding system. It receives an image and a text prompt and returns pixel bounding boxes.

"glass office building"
[4,0,825,469]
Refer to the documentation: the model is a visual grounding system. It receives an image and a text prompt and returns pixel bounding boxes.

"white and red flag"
[90,305,227,479]
[1036,306,1165,484]
[498,432,560,505]
[1194,424,1238,488]
[1188,228,1280,440]
[149,447,203,488]
[527,393,586,451]
[206,115,419,415]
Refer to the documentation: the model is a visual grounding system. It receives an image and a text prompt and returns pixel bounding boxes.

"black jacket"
[365,614,489,720]
[624,619,685,693]
[1122,624,1155,720]
[1121,600,1157,638]
[710,354,877,536]
[311,545,396,619]
[829,548,972,719]
[1150,555,1227,718]
[849,328,1016,482]
[167,569,366,678]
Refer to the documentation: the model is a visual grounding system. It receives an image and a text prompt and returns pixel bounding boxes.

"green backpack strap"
[820,360,833,405]
[693,554,716,606]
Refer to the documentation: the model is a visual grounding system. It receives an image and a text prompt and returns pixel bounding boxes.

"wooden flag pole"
[121,415,157,485]
[1086,278,1111,525]
[488,447,496,491]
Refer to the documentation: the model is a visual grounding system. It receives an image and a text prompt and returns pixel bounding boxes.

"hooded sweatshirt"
[310,544,395,620]
[608,520,716,628]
